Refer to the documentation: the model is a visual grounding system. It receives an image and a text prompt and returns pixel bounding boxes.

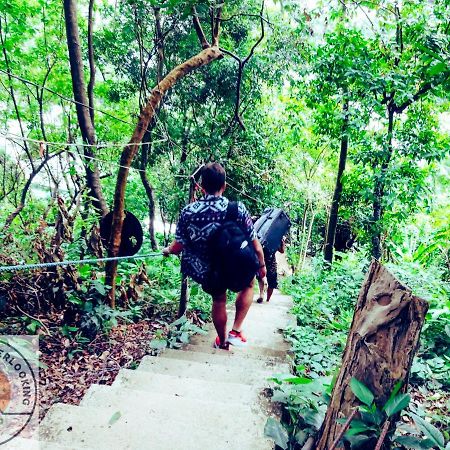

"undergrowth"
[267,252,450,449]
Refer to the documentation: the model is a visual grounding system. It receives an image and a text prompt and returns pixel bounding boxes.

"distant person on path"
[256,237,286,303]
[163,162,266,350]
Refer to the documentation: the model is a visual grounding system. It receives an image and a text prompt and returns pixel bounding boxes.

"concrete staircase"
[6,292,293,450]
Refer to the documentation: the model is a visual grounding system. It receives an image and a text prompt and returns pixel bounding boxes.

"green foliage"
[149,314,208,350]
[264,417,289,450]
[282,253,366,376]
[277,252,449,447]
[269,371,332,448]
[343,379,447,449]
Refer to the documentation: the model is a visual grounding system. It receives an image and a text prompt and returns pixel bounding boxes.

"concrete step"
[188,330,290,353]
[137,355,281,385]
[39,402,272,450]
[194,328,290,352]
[159,348,290,373]
[80,383,257,416]
[112,369,257,405]
[225,311,294,328]
[183,342,289,360]
[3,437,84,450]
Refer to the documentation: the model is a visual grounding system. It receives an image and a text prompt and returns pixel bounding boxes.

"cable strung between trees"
[0,253,162,273]
[0,68,169,142]
[1,133,167,174]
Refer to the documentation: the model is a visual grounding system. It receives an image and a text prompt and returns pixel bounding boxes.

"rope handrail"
[0,252,162,273]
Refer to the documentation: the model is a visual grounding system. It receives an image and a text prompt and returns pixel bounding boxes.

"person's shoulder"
[181,201,199,216]
[236,200,249,214]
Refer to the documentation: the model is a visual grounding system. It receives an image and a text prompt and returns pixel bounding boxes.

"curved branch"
[394,72,450,114]
[221,1,265,132]
[193,7,210,49]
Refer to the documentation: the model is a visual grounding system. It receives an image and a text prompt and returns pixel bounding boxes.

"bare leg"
[257,277,264,303]
[212,293,227,345]
[232,279,254,332]
[266,287,274,302]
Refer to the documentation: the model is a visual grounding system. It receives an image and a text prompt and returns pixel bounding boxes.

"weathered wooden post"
[315,260,428,449]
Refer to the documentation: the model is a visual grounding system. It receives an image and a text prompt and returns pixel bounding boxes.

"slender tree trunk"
[139,134,158,250]
[178,178,196,318]
[63,0,107,216]
[136,5,164,251]
[303,208,315,269]
[324,100,349,264]
[0,17,33,166]
[87,0,96,124]
[372,107,395,260]
[154,6,165,83]
[316,260,428,450]
[296,204,309,272]
[105,46,223,306]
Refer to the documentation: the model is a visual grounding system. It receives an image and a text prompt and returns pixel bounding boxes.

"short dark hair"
[201,162,226,194]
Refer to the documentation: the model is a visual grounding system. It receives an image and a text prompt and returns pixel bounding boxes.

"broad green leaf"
[394,435,434,449]
[179,332,190,344]
[108,411,121,426]
[347,425,374,436]
[170,316,188,327]
[302,409,324,430]
[383,393,410,417]
[350,378,374,406]
[345,434,373,448]
[410,413,445,448]
[149,339,168,350]
[283,377,313,385]
[428,62,448,76]
[264,417,288,450]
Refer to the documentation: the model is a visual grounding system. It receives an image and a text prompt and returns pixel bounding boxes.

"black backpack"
[208,201,260,292]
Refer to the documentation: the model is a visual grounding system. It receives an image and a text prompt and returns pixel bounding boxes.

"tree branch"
[394,72,450,114]
[193,7,210,49]
[3,149,66,231]
[221,1,265,132]
[212,4,223,46]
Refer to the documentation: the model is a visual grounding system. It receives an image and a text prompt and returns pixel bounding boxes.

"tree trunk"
[87,0,96,124]
[154,6,165,83]
[324,100,349,265]
[371,107,395,260]
[139,134,158,251]
[105,46,223,306]
[178,177,196,318]
[63,0,107,216]
[303,208,315,268]
[135,6,164,252]
[296,203,310,272]
[315,260,428,450]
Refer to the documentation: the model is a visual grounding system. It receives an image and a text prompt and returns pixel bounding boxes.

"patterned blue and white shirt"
[175,194,256,284]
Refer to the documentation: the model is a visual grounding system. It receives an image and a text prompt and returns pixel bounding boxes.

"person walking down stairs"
[256,237,286,303]
[163,162,266,350]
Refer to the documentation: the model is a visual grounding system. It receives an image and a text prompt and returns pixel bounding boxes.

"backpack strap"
[225,201,239,222]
